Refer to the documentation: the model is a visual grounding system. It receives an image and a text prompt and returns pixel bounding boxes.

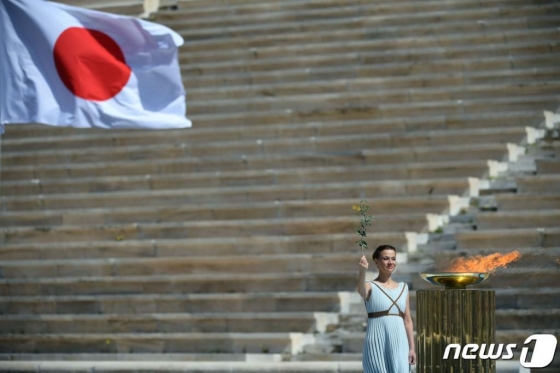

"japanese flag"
[0,0,192,131]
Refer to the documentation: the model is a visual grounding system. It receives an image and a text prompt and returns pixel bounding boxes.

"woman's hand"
[409,350,416,365]
[358,255,369,271]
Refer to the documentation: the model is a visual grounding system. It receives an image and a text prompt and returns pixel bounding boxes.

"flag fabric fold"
[0,0,192,130]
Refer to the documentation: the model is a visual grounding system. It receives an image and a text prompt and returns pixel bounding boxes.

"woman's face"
[375,249,397,273]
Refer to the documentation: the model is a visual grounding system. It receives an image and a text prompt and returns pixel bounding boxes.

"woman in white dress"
[357,244,416,373]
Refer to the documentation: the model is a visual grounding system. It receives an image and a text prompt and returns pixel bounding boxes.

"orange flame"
[445,251,522,272]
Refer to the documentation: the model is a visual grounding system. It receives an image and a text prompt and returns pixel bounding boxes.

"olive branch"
[353,200,373,251]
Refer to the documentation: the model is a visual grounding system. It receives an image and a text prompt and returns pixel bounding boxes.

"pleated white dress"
[362,281,410,373]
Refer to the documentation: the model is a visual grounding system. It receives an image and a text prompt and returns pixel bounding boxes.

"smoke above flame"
[444,251,522,272]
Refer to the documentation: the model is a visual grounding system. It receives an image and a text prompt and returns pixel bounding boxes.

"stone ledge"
[0,233,407,261]
[0,197,449,228]
[149,52,560,90]
[456,227,560,249]
[0,214,429,245]
[173,29,560,64]
[0,251,415,279]
[0,361,363,373]
[3,131,524,169]
[2,127,527,165]
[177,40,560,78]
[2,110,541,143]
[166,14,536,44]
[157,0,556,28]
[0,176,473,211]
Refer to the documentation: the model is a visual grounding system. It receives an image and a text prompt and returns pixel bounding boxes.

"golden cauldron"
[419,272,491,290]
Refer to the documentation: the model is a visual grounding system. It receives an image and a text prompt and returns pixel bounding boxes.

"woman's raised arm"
[357,255,371,299]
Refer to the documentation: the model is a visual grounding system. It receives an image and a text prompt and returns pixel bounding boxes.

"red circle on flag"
[53,27,131,101]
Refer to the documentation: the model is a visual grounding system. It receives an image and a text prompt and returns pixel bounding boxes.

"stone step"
[341,308,560,331]
[0,327,560,354]
[0,227,408,260]
[99,3,145,16]
[0,352,284,361]
[0,214,428,245]
[471,179,523,199]
[180,52,560,90]
[0,150,489,185]
[0,312,328,334]
[0,252,390,279]
[0,155,509,196]
[536,159,560,174]
[175,27,560,66]
[2,123,527,163]
[1,308,558,335]
[159,95,560,129]
[0,163,479,198]
[0,271,405,297]
[0,359,540,373]
[179,39,560,78]
[2,287,559,316]
[174,26,560,64]
[438,236,540,260]
[0,352,365,363]
[1,127,523,167]
[167,0,547,18]
[158,0,557,29]
[171,0,547,11]
[0,332,305,354]
[0,267,554,298]
[0,110,542,161]
[173,0,360,7]
[0,361,366,372]
[0,291,344,315]
[516,174,560,193]
[496,309,560,331]
[81,81,560,117]
[339,329,560,353]
[476,210,560,230]
[0,196,449,227]
[54,0,143,13]
[55,0,140,6]
[1,110,537,150]
[527,140,560,158]
[0,232,407,261]
[494,194,560,211]
[6,92,544,139]
[493,287,560,309]
[0,177,472,212]
[62,1,143,16]
[456,227,560,249]
[185,68,560,102]
[168,10,556,46]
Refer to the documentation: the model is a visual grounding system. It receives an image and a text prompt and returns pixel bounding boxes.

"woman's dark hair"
[372,244,397,260]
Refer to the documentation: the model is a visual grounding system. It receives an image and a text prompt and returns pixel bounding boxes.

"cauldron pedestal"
[416,289,496,373]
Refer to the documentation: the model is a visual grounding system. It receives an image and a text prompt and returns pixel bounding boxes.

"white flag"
[0,0,192,130]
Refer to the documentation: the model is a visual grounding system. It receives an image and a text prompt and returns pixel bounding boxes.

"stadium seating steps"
[0,0,559,371]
